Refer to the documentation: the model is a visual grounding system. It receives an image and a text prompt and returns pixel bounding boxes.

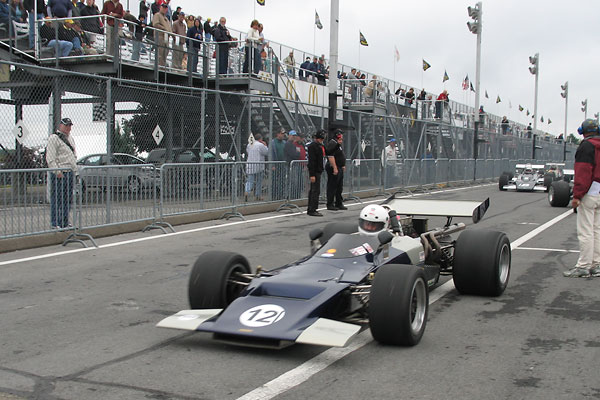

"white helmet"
[358,204,389,236]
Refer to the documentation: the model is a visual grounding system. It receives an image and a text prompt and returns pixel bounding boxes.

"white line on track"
[516,247,579,253]
[235,207,575,400]
[0,183,493,267]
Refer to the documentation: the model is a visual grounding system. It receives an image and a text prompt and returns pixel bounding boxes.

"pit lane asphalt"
[0,184,598,400]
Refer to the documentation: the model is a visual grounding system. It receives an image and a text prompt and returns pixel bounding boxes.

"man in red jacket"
[565,119,600,277]
[101,0,123,55]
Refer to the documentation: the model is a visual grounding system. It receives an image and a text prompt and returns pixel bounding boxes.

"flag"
[462,75,469,90]
[92,103,107,122]
[256,0,265,5]
[359,31,368,46]
[315,10,323,29]
[485,90,489,99]
[548,119,552,124]
[519,105,524,112]
[394,45,400,62]
[470,82,475,92]
[422,59,431,71]
[443,70,449,82]
[526,109,530,116]
[496,95,501,104]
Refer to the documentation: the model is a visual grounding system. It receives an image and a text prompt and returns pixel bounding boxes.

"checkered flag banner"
[93,103,107,122]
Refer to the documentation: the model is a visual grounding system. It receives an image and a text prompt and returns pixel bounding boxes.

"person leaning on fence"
[298,56,310,81]
[283,50,294,78]
[185,17,201,73]
[46,118,77,229]
[307,129,326,217]
[243,19,260,75]
[381,138,397,188]
[214,16,233,75]
[565,119,600,278]
[245,133,269,202]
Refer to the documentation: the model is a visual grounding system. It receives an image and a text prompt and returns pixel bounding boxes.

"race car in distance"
[157,197,511,348]
[499,164,547,191]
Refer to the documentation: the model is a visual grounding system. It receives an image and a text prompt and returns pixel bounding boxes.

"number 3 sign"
[13,120,29,144]
[239,304,286,327]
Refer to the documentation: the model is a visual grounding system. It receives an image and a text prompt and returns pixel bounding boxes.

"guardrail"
[0,158,569,245]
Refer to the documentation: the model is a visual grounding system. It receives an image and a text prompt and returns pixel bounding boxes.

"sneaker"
[563,267,591,278]
[307,211,324,217]
[590,265,600,277]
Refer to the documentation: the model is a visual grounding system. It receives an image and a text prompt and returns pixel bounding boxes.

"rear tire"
[370,264,429,346]
[188,251,251,309]
[453,230,511,296]
[499,174,509,191]
[548,180,571,207]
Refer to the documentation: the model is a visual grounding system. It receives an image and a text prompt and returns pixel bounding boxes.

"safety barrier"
[0,158,564,243]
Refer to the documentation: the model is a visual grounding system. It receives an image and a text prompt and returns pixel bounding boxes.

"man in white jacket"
[381,138,397,188]
[46,118,77,229]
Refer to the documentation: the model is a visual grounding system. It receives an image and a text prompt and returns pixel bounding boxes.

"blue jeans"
[48,40,73,57]
[28,13,44,49]
[188,47,199,72]
[245,171,264,198]
[50,171,74,228]
[72,36,82,51]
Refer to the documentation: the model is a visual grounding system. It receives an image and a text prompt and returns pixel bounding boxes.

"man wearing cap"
[381,138,397,188]
[101,0,124,56]
[565,119,600,278]
[203,17,212,41]
[307,129,326,217]
[325,130,347,210]
[151,2,171,67]
[46,118,77,229]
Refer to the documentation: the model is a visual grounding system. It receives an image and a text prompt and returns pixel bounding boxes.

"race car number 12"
[239,304,286,327]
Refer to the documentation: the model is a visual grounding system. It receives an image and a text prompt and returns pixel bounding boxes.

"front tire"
[543,172,556,190]
[499,174,509,191]
[188,251,251,309]
[453,230,511,296]
[548,180,571,207]
[127,176,142,194]
[370,264,429,346]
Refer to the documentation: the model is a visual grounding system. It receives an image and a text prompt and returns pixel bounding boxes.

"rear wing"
[515,164,545,169]
[382,197,490,224]
[563,169,574,176]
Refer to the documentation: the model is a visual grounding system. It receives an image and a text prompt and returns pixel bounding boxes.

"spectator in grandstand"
[10,0,28,24]
[129,13,145,60]
[307,56,318,83]
[46,117,77,229]
[202,16,211,40]
[163,0,170,20]
[395,87,405,97]
[298,56,310,81]
[69,0,79,16]
[80,0,102,40]
[501,116,509,135]
[258,22,268,71]
[47,0,72,18]
[101,0,123,56]
[170,4,179,20]
[186,17,201,73]
[39,16,73,56]
[435,89,449,119]
[62,18,84,54]
[138,0,147,23]
[358,72,367,86]
[346,68,358,101]
[316,56,327,85]
[243,19,260,75]
[151,2,170,66]
[405,87,415,106]
[270,128,286,200]
[214,16,233,75]
[184,13,193,28]
[283,50,294,78]
[0,0,9,32]
[365,75,382,98]
[149,0,158,18]
[171,10,186,69]
[245,133,269,202]
[417,88,426,101]
[24,0,45,49]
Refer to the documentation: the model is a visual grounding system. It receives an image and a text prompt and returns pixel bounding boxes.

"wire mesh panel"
[288,160,309,201]
[349,159,380,195]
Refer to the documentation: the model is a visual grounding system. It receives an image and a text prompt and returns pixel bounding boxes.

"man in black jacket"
[307,129,326,216]
[213,16,232,75]
[325,130,347,210]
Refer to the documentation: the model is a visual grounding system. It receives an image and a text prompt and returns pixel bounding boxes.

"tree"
[112,120,137,155]
[567,133,580,145]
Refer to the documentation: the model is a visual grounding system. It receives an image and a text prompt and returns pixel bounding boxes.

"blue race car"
[157,197,511,348]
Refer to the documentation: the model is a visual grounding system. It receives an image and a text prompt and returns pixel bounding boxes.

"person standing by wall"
[269,127,286,200]
[244,133,268,202]
[565,119,600,278]
[306,129,326,217]
[325,130,347,210]
[46,118,77,229]
[284,130,304,200]
[381,138,397,188]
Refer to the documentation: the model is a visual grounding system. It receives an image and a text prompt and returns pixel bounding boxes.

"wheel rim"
[409,278,427,334]
[224,263,249,304]
[128,178,140,193]
[548,187,554,202]
[498,243,510,285]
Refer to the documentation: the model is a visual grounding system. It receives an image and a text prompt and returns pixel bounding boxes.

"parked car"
[76,153,158,195]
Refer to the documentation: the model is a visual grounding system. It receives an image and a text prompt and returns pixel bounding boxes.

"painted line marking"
[515,247,579,253]
[0,184,491,267]
[235,207,575,400]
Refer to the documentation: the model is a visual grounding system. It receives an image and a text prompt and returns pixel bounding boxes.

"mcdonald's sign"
[308,84,319,105]
[285,80,296,100]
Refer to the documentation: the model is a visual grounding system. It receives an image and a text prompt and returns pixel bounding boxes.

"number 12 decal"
[239,304,286,327]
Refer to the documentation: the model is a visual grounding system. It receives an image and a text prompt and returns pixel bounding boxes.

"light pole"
[581,99,588,119]
[328,0,340,134]
[528,53,539,135]
[560,81,568,139]
[467,2,482,179]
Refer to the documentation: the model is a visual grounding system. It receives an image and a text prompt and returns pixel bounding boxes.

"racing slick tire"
[548,180,571,207]
[320,222,359,245]
[188,251,251,309]
[543,172,556,190]
[453,230,511,297]
[498,174,509,191]
[501,171,514,180]
[370,264,429,346]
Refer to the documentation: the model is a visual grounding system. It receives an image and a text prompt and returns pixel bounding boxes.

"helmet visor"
[359,219,385,233]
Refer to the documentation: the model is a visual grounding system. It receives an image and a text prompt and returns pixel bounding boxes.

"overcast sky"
[130,0,597,137]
